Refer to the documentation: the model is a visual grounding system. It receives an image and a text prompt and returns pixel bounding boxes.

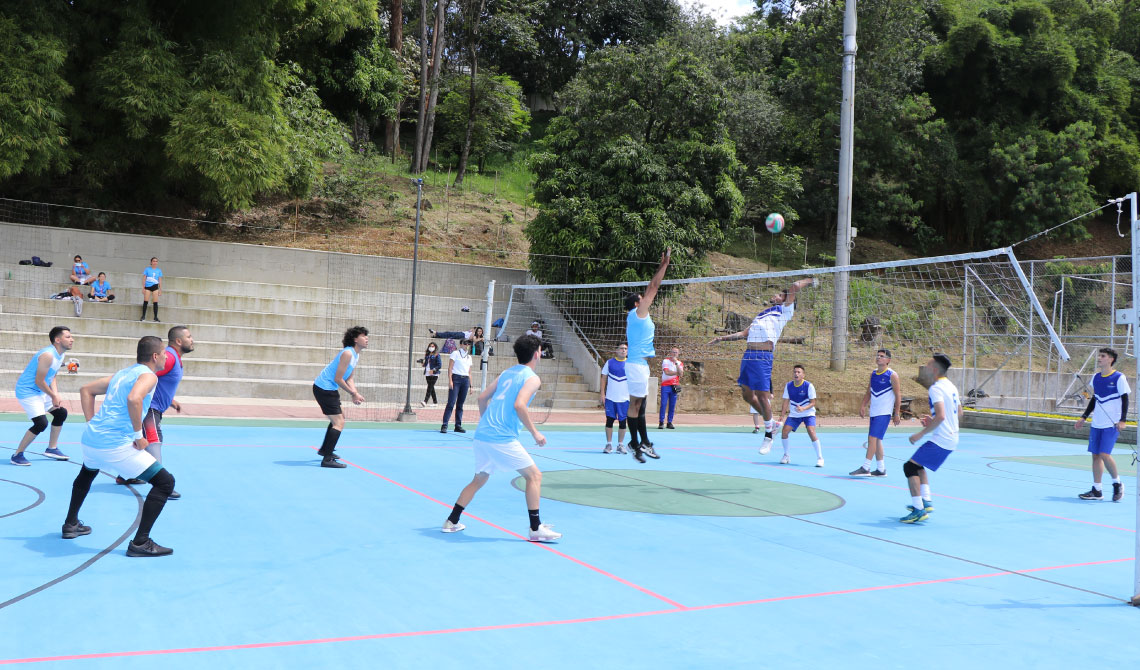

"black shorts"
[313,385,342,415]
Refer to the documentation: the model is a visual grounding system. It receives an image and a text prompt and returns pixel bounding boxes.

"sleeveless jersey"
[475,365,538,443]
[602,358,629,402]
[783,380,817,418]
[15,346,64,399]
[626,309,656,361]
[314,347,359,391]
[82,364,155,449]
[868,368,896,417]
[151,346,183,413]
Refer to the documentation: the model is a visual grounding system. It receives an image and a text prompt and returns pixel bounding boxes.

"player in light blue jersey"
[63,336,178,556]
[441,334,562,542]
[311,326,369,469]
[623,248,670,462]
[11,326,74,466]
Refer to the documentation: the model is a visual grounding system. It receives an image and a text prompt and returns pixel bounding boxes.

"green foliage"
[279,66,351,198]
[437,72,531,167]
[1040,258,1112,332]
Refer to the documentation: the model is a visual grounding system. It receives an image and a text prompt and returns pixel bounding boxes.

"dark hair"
[150,257,158,262]
[624,292,641,311]
[473,326,483,337]
[877,349,892,359]
[514,334,542,363]
[137,335,164,363]
[342,325,369,347]
[932,353,952,375]
[168,325,189,342]
[97,272,106,278]
[1099,347,1118,364]
[48,326,70,344]
[793,363,805,372]
[424,342,437,357]
[74,255,82,261]
[460,338,473,346]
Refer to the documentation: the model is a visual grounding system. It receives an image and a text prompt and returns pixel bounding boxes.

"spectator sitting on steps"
[526,321,555,359]
[88,273,115,302]
[70,255,94,285]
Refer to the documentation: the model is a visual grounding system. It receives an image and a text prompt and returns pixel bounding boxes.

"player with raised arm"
[851,349,901,477]
[441,334,561,542]
[900,354,962,524]
[11,326,74,465]
[624,249,671,463]
[1075,347,1129,502]
[709,277,814,454]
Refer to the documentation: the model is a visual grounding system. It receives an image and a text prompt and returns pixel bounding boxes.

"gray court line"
[0,478,45,519]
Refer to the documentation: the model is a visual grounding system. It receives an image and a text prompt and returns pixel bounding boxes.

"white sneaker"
[779,454,790,464]
[603,443,613,454]
[441,520,465,533]
[616,444,628,454]
[815,458,825,468]
[528,523,562,542]
[759,436,773,455]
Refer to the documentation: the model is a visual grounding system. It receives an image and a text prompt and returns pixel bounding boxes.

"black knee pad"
[618,419,627,430]
[146,468,175,497]
[605,416,615,428]
[29,415,49,435]
[903,461,924,478]
[49,406,68,426]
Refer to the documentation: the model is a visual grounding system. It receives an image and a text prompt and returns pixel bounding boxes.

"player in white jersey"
[62,336,178,556]
[1075,347,1129,502]
[600,344,630,454]
[709,277,814,454]
[440,334,561,542]
[11,326,74,466]
[776,364,824,466]
[901,354,962,523]
[623,249,670,462]
[851,349,901,476]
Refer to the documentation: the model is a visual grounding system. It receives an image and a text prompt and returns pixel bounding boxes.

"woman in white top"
[441,339,473,433]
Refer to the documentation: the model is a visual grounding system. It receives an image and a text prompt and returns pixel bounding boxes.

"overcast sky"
[680,0,758,25]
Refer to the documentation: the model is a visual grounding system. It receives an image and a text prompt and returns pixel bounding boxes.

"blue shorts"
[868,415,891,440]
[605,399,629,421]
[784,416,816,431]
[910,441,953,471]
[1087,426,1119,454]
[738,350,773,393]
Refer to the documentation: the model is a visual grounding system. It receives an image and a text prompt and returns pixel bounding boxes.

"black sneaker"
[126,538,173,557]
[440,426,447,433]
[321,456,347,469]
[666,422,675,429]
[1113,482,1124,502]
[643,444,661,459]
[871,469,887,477]
[658,421,664,429]
[61,520,92,539]
[115,476,144,485]
[1078,487,1102,500]
[849,467,872,477]
[629,442,646,464]
[454,426,466,434]
[168,490,181,500]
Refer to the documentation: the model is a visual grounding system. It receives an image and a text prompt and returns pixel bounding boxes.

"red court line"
[676,447,1136,533]
[2,557,1129,665]
[338,456,686,609]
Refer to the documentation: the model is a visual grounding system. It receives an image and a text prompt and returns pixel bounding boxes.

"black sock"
[134,491,168,544]
[528,509,541,531]
[628,416,640,447]
[764,431,772,438]
[140,302,148,319]
[152,302,159,319]
[637,411,650,444]
[319,426,341,456]
[448,503,465,524]
[66,466,99,525]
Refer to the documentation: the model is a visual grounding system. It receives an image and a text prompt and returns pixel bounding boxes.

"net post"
[397,178,424,422]
[480,280,495,392]
[1127,191,1140,607]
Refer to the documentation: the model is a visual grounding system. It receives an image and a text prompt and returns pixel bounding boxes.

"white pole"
[1127,191,1140,607]
[830,0,857,372]
[480,280,496,392]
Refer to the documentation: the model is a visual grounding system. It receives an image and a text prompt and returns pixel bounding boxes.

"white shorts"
[17,393,53,419]
[473,438,535,474]
[626,360,650,398]
[82,442,157,480]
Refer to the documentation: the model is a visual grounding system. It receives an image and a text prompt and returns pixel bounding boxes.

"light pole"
[830,0,857,372]
[397,178,424,421]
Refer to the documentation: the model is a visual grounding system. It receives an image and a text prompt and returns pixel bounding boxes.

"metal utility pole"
[397,179,425,421]
[1123,192,1140,607]
[830,0,857,372]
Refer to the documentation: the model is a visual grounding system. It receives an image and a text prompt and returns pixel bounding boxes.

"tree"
[437,71,530,170]
[527,38,743,284]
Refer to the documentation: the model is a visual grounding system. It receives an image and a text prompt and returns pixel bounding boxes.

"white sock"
[812,440,822,458]
[920,484,931,501]
[764,419,775,432]
[1093,482,1103,491]
[781,438,790,454]
[877,459,886,472]
[862,458,872,469]
[1112,477,1121,484]
[911,495,924,510]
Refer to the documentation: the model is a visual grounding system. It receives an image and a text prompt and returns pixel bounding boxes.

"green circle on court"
[510,470,844,517]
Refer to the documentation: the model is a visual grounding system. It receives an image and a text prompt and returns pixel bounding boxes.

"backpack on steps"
[441,338,457,355]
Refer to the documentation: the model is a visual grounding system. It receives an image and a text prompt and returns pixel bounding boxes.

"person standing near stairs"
[139,257,163,322]
[312,326,369,468]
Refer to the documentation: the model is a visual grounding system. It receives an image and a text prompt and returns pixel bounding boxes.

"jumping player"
[312,326,368,469]
[900,354,961,523]
[600,344,630,454]
[624,249,671,463]
[776,364,823,467]
[441,334,561,542]
[135,326,194,498]
[709,277,814,454]
[11,326,73,465]
[851,349,901,476]
[64,336,177,556]
[1075,347,1128,502]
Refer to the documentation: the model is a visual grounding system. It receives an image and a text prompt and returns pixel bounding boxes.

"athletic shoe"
[328,451,341,460]
[126,538,173,557]
[61,520,92,539]
[1113,482,1124,502]
[115,476,143,485]
[849,466,872,477]
[528,524,562,542]
[629,443,646,464]
[10,453,30,466]
[779,454,790,464]
[428,329,436,337]
[759,436,772,455]
[871,469,887,477]
[923,500,934,512]
[168,491,181,500]
[616,444,628,454]
[658,421,664,429]
[454,426,466,434]
[603,444,613,454]
[900,508,928,523]
[153,318,160,323]
[666,422,675,429]
[419,401,426,408]
[440,426,447,434]
[816,458,825,468]
[643,444,661,459]
[1078,488,1102,500]
[752,427,760,434]
[321,456,346,469]
[441,520,466,533]
[43,447,69,460]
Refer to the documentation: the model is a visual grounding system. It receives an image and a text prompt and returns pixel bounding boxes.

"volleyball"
[765,213,785,234]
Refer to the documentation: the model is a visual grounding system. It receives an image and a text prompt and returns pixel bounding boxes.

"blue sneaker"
[900,507,928,523]
[10,452,30,466]
[43,447,69,461]
[923,500,934,512]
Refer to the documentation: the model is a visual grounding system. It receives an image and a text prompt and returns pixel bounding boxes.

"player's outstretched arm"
[784,278,815,306]
[514,376,545,446]
[638,248,671,318]
[80,376,113,421]
[709,329,747,345]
